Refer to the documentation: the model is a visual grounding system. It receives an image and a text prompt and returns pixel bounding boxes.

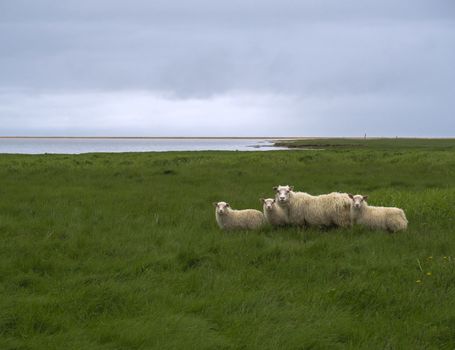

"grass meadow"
[1,138,455,349]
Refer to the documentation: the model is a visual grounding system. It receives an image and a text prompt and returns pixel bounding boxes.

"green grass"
[275,137,455,150]
[1,139,455,349]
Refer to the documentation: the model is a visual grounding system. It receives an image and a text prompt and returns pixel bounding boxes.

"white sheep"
[260,198,289,226]
[348,194,408,232]
[213,201,265,230]
[274,185,351,228]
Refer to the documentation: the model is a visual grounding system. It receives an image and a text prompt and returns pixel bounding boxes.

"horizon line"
[0,136,455,140]
[1,136,300,140]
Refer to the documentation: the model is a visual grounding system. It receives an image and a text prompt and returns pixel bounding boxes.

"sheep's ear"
[273,186,278,191]
[272,199,276,203]
[289,186,294,191]
[260,198,265,203]
[226,203,230,207]
[348,193,354,199]
[212,202,218,208]
[362,195,368,201]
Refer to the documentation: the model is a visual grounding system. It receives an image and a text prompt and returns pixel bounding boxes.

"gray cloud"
[0,0,454,136]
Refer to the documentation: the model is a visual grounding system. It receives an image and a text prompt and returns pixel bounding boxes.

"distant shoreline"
[0,136,302,140]
[0,136,453,140]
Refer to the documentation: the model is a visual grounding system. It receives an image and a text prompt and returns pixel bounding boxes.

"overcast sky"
[1,0,454,136]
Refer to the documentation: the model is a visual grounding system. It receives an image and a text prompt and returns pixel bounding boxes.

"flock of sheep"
[213,185,408,232]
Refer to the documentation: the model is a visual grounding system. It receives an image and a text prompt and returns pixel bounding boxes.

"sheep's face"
[348,194,368,209]
[214,201,230,215]
[262,198,276,211]
[274,185,293,204]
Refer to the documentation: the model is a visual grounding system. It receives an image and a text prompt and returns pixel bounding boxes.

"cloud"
[0,0,454,136]
[1,10,454,96]
[1,90,453,137]
[0,91,300,136]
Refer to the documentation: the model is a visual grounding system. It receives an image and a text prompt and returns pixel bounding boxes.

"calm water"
[0,138,289,154]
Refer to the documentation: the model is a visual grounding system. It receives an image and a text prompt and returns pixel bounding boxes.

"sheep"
[212,201,265,230]
[274,185,351,228]
[348,194,408,232]
[273,185,306,226]
[260,198,289,226]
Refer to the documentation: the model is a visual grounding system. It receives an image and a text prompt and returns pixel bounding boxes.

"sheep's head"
[213,201,230,215]
[261,198,276,211]
[274,185,293,204]
[348,194,368,209]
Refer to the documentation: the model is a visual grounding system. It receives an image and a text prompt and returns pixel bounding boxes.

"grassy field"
[1,139,455,349]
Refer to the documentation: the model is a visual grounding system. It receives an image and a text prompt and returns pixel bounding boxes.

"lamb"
[349,194,408,232]
[274,185,351,228]
[212,201,265,230]
[260,198,289,226]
